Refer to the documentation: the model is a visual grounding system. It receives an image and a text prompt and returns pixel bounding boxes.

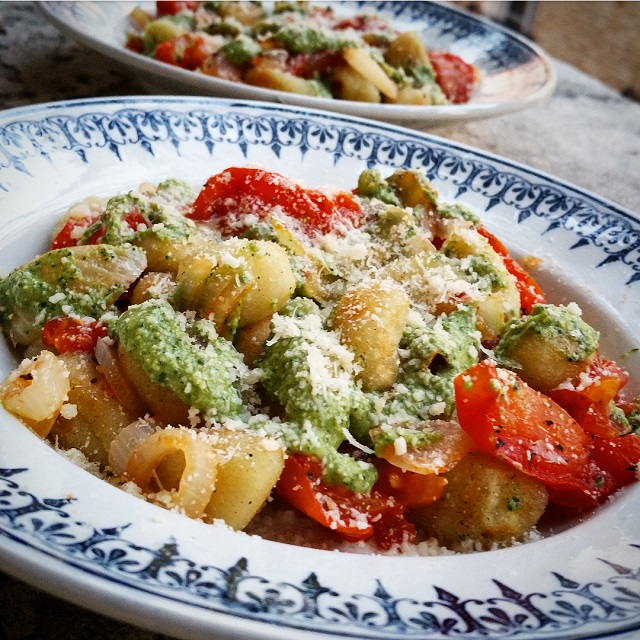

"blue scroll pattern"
[0,104,638,284]
[0,468,639,638]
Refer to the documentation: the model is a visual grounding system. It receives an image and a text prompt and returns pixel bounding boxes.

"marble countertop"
[0,3,639,640]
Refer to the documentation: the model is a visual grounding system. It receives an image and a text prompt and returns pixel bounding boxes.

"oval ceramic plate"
[0,97,639,640]
[38,1,557,126]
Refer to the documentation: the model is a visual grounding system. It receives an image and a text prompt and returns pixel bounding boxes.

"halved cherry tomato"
[275,453,414,548]
[42,317,109,353]
[477,226,546,314]
[156,1,198,17]
[154,35,211,70]
[373,459,447,508]
[88,209,150,245]
[188,167,363,236]
[548,357,630,438]
[287,51,342,78]
[591,433,640,492]
[51,212,102,250]
[429,50,477,104]
[454,360,610,508]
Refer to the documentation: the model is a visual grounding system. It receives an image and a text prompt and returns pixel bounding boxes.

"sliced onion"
[95,337,147,418]
[373,420,473,475]
[109,417,158,475]
[1,350,70,438]
[125,428,218,520]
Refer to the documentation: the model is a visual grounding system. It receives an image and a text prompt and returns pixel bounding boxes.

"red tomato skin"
[591,434,640,491]
[477,227,546,313]
[181,36,211,70]
[543,461,613,509]
[373,459,447,508]
[154,35,210,70]
[156,1,197,17]
[454,360,606,507]
[51,212,101,249]
[429,50,477,104]
[275,453,375,541]
[275,453,415,548]
[153,39,179,65]
[188,167,363,236]
[547,357,630,438]
[287,51,342,78]
[42,318,109,353]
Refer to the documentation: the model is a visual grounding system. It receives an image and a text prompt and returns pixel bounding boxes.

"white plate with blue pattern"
[0,96,639,640]
[38,1,557,126]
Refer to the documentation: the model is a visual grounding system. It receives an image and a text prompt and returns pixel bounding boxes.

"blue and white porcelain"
[0,97,639,640]
[39,1,557,126]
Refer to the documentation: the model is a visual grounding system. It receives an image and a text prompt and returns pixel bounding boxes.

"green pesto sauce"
[356,169,402,206]
[351,308,480,440]
[114,298,244,420]
[258,303,353,448]
[628,404,640,433]
[271,26,353,54]
[257,299,377,492]
[153,178,197,207]
[372,426,442,457]
[221,35,262,65]
[494,304,599,365]
[100,193,150,245]
[251,416,377,493]
[436,202,481,226]
[462,254,510,291]
[0,245,145,343]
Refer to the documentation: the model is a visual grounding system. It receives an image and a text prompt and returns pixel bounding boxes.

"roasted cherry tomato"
[477,226,546,314]
[156,1,198,17]
[373,459,447,508]
[275,453,414,549]
[287,51,342,78]
[454,360,612,508]
[51,213,102,250]
[188,167,363,236]
[154,35,211,70]
[548,357,630,439]
[429,50,477,104]
[42,317,109,354]
[591,433,640,492]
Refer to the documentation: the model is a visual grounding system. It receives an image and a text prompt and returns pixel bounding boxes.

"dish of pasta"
[39,1,557,124]
[2,162,638,554]
[125,1,479,106]
[0,96,639,640]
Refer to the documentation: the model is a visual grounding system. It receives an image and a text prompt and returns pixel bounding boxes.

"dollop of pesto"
[0,244,146,346]
[436,202,481,226]
[220,35,262,65]
[356,169,402,206]
[372,426,442,457]
[270,26,344,54]
[351,307,481,440]
[114,298,245,420]
[494,304,599,367]
[258,298,377,492]
[96,193,150,245]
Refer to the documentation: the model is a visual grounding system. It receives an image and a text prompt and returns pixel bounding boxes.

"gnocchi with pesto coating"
[1,165,637,556]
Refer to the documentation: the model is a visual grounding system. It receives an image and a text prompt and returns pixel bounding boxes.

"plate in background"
[39,1,557,126]
[0,96,638,640]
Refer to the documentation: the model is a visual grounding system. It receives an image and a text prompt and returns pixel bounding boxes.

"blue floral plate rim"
[0,95,638,640]
[38,1,557,125]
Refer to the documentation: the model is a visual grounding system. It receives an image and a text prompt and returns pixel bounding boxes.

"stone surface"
[0,2,639,639]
